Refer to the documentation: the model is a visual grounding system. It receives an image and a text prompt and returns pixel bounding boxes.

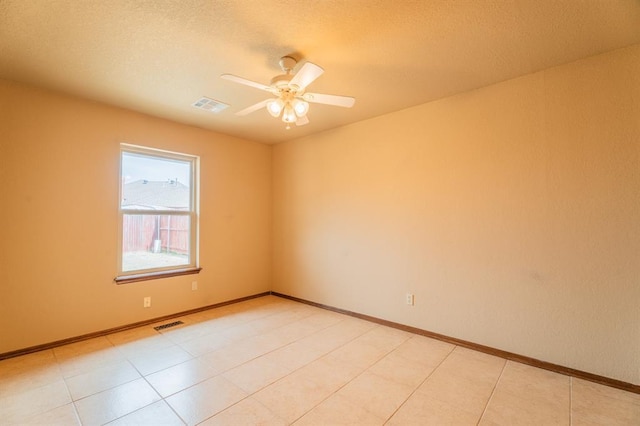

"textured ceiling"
[1,0,639,144]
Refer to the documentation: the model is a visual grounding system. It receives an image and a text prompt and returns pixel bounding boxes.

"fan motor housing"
[270,74,293,90]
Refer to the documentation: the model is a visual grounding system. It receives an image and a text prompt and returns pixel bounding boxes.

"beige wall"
[272,45,640,385]
[0,81,272,353]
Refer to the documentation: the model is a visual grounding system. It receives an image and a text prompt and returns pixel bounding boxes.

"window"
[115,144,200,283]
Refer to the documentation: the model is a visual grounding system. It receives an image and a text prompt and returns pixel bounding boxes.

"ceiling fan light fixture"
[267,98,284,117]
[222,55,354,129]
[292,99,309,117]
[282,103,297,123]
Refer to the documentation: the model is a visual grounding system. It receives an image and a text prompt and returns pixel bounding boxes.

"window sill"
[115,267,202,284]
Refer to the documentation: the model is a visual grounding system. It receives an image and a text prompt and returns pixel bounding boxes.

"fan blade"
[303,92,355,108]
[221,74,273,92]
[236,99,273,116]
[289,62,324,90]
[296,115,309,126]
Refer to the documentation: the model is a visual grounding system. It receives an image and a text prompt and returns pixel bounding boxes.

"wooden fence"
[122,214,189,254]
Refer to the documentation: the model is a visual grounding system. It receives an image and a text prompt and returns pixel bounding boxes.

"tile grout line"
[148,308,311,400]
[69,301,288,424]
[146,303,312,425]
[191,315,382,424]
[134,305,310,402]
[139,305,357,424]
[382,342,458,425]
[570,376,573,426]
[251,322,386,422]
[287,326,412,425]
[55,340,130,425]
[165,395,189,426]
[217,311,353,375]
[59,301,293,425]
[123,301,304,425]
[138,370,187,425]
[180,304,324,359]
[71,402,82,426]
[476,358,508,425]
[167,307,291,350]
[49,347,80,422]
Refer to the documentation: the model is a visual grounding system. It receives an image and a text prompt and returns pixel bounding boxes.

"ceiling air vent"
[192,97,229,113]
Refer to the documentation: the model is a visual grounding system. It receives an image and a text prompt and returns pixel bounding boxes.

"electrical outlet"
[406,293,415,306]
[191,281,198,291]
[143,297,151,308]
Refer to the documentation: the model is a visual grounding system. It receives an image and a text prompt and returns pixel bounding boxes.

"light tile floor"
[1,295,638,425]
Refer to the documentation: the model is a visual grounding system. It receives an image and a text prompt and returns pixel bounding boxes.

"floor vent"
[153,321,184,331]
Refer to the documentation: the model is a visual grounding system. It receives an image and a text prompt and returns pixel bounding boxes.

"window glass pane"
[122,214,191,272]
[121,152,191,210]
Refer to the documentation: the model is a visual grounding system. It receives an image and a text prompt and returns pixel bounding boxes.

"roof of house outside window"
[122,180,189,210]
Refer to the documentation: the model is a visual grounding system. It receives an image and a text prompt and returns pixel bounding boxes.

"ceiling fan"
[221,56,355,129]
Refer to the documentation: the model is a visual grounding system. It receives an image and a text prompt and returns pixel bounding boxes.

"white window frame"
[115,143,200,284]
